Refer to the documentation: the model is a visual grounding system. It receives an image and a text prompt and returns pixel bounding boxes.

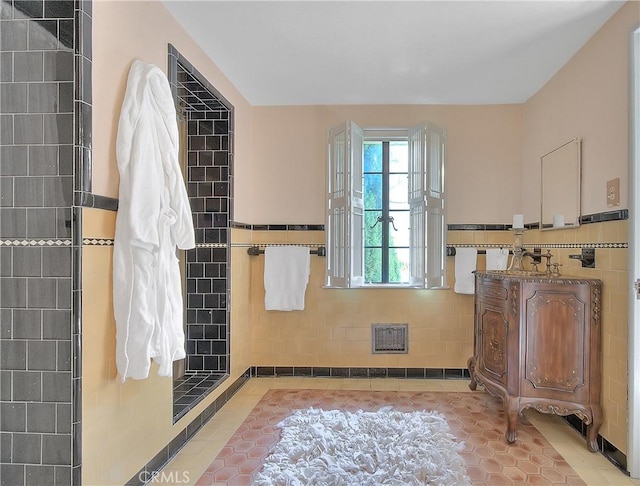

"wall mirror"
[540,138,581,230]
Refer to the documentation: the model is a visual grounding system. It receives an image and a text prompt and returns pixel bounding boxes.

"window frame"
[326,121,447,289]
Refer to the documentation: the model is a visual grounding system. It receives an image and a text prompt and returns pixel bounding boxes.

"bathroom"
[0,0,638,484]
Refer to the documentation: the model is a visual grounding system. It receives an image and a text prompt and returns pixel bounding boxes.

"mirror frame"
[540,138,581,230]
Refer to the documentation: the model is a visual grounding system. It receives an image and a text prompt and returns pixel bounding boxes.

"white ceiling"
[162,0,624,106]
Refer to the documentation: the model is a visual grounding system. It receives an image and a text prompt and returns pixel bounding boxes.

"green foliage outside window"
[363,142,404,284]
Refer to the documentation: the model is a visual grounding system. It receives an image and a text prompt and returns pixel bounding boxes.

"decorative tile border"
[529,242,629,249]
[82,238,114,246]
[80,241,328,250]
[450,242,628,250]
[82,240,629,250]
[194,243,227,248]
[0,238,72,247]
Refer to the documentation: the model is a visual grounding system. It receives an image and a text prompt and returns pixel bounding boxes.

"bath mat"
[253,407,470,485]
[196,389,586,486]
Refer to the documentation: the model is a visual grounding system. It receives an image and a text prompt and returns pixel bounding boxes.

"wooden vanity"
[468,271,603,451]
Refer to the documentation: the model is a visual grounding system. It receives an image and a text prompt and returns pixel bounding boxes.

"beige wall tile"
[83,207,116,239]
[611,248,628,271]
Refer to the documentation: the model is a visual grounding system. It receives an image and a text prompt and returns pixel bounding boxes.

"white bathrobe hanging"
[113,60,195,381]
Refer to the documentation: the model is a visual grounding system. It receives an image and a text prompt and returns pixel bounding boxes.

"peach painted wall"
[91,0,255,222]
[85,1,254,484]
[249,104,523,224]
[522,1,639,220]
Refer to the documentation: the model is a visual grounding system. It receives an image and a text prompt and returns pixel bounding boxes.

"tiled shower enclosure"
[168,46,233,420]
[1,4,233,483]
[1,0,91,484]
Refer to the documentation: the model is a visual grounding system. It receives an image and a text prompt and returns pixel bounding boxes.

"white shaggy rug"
[252,406,471,486]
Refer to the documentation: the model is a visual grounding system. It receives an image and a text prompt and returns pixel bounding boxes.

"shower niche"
[168,45,233,421]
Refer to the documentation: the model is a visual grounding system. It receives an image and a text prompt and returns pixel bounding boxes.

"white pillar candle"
[553,214,565,228]
[512,214,524,229]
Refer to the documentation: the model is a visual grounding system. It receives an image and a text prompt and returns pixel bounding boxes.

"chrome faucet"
[539,249,561,276]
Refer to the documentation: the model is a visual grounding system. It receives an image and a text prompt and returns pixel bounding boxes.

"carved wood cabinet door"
[477,301,509,387]
[522,284,591,402]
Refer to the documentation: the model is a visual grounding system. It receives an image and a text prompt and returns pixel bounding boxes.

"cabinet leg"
[505,396,518,443]
[467,357,477,391]
[587,405,603,452]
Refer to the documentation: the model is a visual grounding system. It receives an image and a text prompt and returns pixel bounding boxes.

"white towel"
[454,248,477,294]
[264,246,311,311]
[486,248,509,271]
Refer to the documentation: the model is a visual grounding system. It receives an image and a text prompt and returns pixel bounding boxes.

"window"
[326,121,446,289]
[363,138,410,284]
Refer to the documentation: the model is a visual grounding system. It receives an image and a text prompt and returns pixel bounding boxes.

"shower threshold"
[173,372,229,422]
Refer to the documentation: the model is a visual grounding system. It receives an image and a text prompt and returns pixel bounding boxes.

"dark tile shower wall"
[183,98,231,374]
[0,1,89,484]
[169,47,233,376]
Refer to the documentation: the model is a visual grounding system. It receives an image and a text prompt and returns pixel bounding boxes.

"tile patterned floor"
[196,389,585,485]
[164,378,640,486]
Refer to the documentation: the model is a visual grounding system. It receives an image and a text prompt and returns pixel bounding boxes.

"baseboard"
[564,414,629,475]
[251,366,471,379]
[127,369,251,486]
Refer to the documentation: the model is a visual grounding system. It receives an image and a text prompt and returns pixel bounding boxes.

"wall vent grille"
[371,324,408,354]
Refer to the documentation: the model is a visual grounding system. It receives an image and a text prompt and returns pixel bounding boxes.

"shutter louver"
[327,121,364,288]
[408,123,446,289]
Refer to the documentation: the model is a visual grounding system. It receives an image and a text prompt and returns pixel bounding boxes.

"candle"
[512,214,524,229]
[553,214,565,228]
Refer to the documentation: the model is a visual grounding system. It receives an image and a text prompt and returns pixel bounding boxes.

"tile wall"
[169,45,233,377]
[0,0,91,484]
[183,111,231,374]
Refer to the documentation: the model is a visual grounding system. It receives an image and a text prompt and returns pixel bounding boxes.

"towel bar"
[447,246,513,256]
[247,246,326,257]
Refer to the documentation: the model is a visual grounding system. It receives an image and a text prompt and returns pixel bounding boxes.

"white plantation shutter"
[328,121,444,289]
[408,126,426,287]
[408,123,446,288]
[327,121,364,287]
